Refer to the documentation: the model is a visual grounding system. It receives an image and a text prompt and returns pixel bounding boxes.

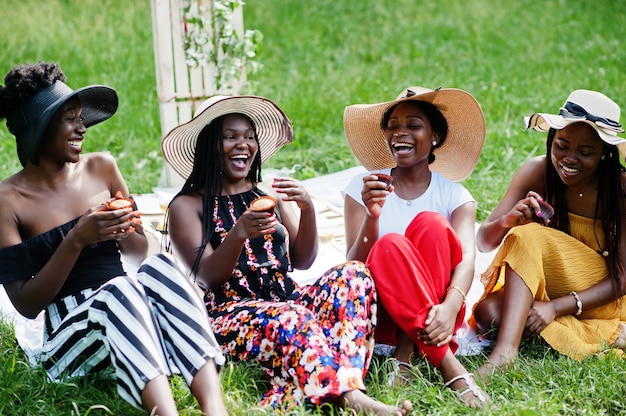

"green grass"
[245,0,626,220]
[1,0,626,414]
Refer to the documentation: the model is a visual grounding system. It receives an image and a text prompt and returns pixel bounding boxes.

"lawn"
[1,0,626,414]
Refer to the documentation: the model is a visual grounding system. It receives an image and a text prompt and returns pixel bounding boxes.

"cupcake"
[250,196,277,214]
[105,191,134,210]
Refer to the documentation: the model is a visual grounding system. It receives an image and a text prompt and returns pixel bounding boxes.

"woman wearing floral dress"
[161,95,412,415]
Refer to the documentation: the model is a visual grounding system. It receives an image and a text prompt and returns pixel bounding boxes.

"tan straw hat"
[162,95,293,179]
[343,86,486,182]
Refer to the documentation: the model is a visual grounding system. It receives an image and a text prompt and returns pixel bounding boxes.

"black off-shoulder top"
[0,217,125,302]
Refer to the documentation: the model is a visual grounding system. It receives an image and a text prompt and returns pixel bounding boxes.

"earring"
[432,140,437,146]
[601,154,606,160]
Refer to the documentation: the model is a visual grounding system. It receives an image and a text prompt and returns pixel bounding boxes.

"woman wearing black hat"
[0,62,227,415]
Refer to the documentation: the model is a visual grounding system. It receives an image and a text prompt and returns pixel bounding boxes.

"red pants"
[366,211,464,367]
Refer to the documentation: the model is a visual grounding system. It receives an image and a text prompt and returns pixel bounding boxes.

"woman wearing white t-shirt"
[343,86,488,407]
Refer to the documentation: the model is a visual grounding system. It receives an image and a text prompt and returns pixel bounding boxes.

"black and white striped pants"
[41,253,225,408]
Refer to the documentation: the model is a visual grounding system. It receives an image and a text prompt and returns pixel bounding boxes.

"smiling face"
[39,96,86,164]
[383,101,438,168]
[549,122,605,187]
[220,113,259,183]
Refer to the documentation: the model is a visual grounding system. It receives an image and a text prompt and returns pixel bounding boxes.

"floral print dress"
[204,187,377,409]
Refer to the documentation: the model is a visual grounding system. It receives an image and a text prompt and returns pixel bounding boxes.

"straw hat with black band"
[162,95,293,180]
[5,81,118,166]
[343,86,486,182]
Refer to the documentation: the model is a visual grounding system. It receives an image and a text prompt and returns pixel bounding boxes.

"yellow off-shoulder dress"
[475,213,626,360]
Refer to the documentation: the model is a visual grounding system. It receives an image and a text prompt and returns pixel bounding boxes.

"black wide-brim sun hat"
[6,81,118,165]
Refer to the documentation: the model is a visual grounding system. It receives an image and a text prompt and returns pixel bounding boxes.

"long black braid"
[165,113,262,282]
[544,128,625,295]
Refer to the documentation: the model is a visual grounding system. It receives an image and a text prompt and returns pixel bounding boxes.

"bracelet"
[569,291,583,316]
[447,285,467,303]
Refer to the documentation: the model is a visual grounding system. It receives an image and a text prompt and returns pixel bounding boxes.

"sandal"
[443,373,489,407]
[386,358,419,387]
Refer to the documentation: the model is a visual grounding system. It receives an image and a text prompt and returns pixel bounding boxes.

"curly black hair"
[0,62,65,166]
[0,62,65,119]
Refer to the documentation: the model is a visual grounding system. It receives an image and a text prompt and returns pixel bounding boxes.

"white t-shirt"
[343,168,475,238]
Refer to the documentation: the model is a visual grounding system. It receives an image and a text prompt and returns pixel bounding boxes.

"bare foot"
[340,390,412,415]
[613,322,626,350]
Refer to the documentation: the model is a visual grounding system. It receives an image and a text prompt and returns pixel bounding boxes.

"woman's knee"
[366,234,408,263]
[473,292,502,334]
[409,211,448,231]
[100,275,141,297]
[374,233,405,249]
[333,260,377,300]
[137,253,188,286]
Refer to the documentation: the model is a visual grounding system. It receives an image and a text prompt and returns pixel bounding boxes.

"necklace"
[574,184,598,198]
[392,171,427,205]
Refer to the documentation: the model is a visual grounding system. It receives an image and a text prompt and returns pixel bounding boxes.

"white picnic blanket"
[0,166,494,362]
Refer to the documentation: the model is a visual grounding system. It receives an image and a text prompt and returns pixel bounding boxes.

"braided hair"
[166,113,262,279]
[544,127,625,295]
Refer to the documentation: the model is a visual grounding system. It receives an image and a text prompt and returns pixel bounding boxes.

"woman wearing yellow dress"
[472,89,626,377]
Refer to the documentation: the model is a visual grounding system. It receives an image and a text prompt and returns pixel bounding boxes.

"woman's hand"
[523,300,556,339]
[270,176,318,269]
[230,210,278,241]
[103,194,144,234]
[361,174,393,219]
[500,191,546,228]
[419,303,457,347]
[71,205,141,246]
[272,177,314,211]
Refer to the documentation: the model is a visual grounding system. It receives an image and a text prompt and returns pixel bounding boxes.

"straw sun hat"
[343,86,486,182]
[5,81,118,166]
[524,89,625,156]
[162,95,293,179]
